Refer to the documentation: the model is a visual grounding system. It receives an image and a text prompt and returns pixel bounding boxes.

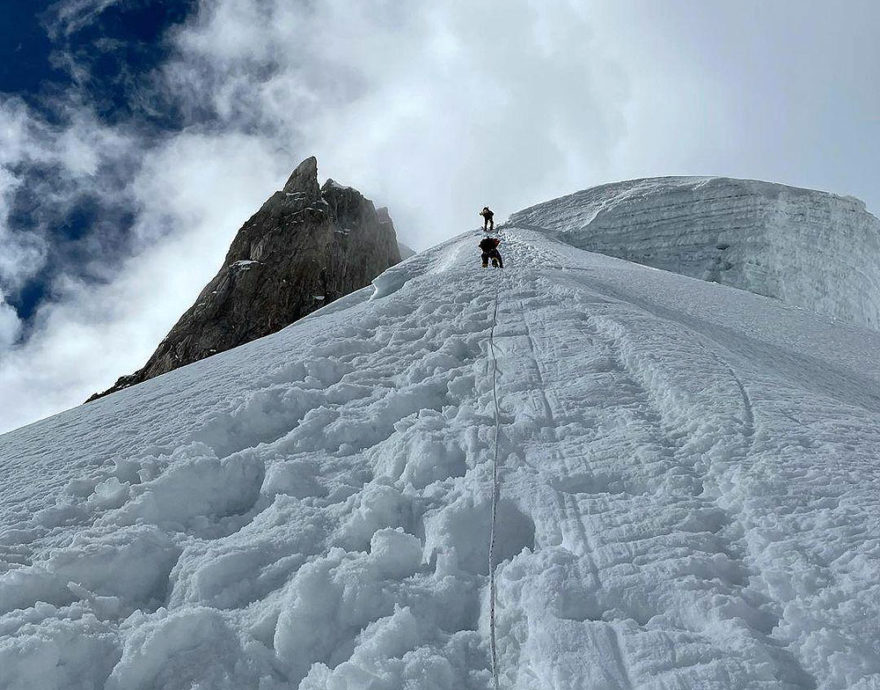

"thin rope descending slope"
[487,260,505,690]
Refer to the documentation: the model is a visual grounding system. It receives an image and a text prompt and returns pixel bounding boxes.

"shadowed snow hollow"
[2,227,880,688]
[510,177,880,330]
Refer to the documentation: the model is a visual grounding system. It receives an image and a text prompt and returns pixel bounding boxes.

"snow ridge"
[510,176,880,330]
[2,225,880,688]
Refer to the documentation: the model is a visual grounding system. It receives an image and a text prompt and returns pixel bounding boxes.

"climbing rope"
[487,261,504,690]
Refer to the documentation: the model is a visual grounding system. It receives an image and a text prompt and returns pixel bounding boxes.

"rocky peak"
[88,157,402,401]
[282,156,321,198]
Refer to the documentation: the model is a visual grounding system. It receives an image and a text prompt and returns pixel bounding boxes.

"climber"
[479,236,503,268]
[479,206,495,232]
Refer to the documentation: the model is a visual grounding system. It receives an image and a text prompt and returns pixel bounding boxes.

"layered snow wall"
[510,177,880,329]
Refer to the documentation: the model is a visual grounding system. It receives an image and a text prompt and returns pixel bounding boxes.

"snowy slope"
[510,177,880,330]
[2,226,880,689]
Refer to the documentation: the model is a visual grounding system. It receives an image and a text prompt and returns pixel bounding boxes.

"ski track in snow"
[1,228,880,688]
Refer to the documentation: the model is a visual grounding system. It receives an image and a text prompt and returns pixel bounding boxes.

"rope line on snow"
[487,255,504,690]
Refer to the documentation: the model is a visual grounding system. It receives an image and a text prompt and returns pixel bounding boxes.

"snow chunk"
[106,444,264,532]
[274,530,423,683]
[334,482,413,551]
[371,271,408,300]
[0,609,119,690]
[89,477,130,509]
[424,495,534,575]
[0,525,179,615]
[106,607,255,690]
[299,607,456,690]
[228,260,260,271]
[370,528,423,579]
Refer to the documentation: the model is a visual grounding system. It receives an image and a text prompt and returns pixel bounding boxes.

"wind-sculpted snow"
[510,177,880,330]
[2,228,880,688]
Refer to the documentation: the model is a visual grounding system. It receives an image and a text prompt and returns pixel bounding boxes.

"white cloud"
[0,101,50,291]
[165,0,631,248]
[0,297,20,350]
[44,0,122,37]
[4,0,880,434]
[0,132,291,433]
[0,97,143,303]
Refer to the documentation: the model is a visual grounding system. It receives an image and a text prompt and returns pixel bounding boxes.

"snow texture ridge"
[2,224,880,688]
[510,176,880,330]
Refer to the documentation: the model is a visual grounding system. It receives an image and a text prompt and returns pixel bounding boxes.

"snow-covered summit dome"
[510,176,880,329]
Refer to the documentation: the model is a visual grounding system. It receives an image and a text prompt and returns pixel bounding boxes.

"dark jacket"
[479,237,500,252]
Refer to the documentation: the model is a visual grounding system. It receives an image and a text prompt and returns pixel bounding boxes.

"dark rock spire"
[88,157,402,401]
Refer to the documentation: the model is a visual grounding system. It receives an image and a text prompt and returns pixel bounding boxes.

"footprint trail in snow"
[2,228,880,689]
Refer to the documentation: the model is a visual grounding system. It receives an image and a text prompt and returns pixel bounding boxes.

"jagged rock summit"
[89,156,402,401]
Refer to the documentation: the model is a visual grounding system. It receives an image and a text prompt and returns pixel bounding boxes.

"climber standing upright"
[479,206,495,232]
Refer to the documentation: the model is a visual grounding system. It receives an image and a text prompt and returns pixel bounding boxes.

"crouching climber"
[479,236,503,268]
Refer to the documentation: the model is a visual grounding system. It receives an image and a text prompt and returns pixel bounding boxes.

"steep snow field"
[2,226,880,689]
[510,177,880,331]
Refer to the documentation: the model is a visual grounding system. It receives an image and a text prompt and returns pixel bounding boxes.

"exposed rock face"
[89,157,401,401]
[510,176,880,330]
[398,241,416,260]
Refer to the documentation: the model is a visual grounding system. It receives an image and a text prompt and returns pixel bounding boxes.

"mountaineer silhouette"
[479,206,495,232]
[479,236,503,268]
